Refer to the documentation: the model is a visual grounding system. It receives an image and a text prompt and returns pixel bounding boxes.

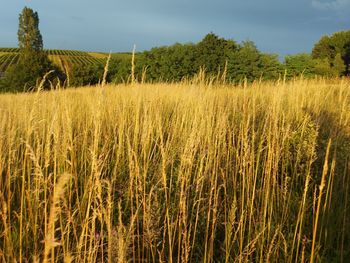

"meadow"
[0,78,349,262]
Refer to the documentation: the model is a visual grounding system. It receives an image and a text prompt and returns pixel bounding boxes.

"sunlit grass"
[0,78,349,262]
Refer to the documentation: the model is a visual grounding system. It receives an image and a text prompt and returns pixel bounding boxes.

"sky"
[0,0,349,58]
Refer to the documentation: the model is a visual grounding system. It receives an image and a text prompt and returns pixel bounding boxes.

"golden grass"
[0,78,349,262]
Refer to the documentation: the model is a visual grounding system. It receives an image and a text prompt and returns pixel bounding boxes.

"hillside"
[0,48,132,73]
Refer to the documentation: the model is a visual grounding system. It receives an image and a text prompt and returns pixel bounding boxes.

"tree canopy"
[106,34,283,84]
[312,30,350,75]
[284,54,317,78]
[195,33,237,76]
[18,7,43,52]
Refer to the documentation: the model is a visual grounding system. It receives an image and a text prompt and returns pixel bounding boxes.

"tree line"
[0,7,349,92]
[74,30,350,86]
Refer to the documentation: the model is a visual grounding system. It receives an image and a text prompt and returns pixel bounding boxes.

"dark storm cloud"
[0,0,349,57]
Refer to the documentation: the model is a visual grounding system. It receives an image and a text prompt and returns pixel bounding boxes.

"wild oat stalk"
[43,173,72,263]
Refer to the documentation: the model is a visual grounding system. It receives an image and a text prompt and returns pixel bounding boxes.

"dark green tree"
[141,43,197,81]
[284,53,317,78]
[108,57,133,84]
[227,41,282,82]
[314,58,333,77]
[312,30,350,75]
[259,53,283,80]
[0,53,61,92]
[333,53,346,76]
[18,7,43,51]
[69,63,104,87]
[312,35,333,61]
[0,7,64,92]
[108,53,144,83]
[195,33,237,76]
[141,46,169,81]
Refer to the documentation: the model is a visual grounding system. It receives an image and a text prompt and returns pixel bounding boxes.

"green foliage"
[259,53,283,80]
[108,57,135,83]
[141,43,197,81]
[0,51,63,92]
[136,33,239,82]
[227,41,260,82]
[69,63,104,87]
[195,33,237,76]
[313,54,346,77]
[227,41,282,82]
[107,52,147,84]
[312,36,332,61]
[314,58,334,77]
[284,53,317,78]
[312,30,350,75]
[333,53,346,76]
[138,34,281,83]
[18,7,43,52]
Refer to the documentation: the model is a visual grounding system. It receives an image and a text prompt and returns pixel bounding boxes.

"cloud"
[312,0,350,10]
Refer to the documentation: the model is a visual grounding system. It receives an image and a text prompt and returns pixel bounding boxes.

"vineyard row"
[0,53,105,73]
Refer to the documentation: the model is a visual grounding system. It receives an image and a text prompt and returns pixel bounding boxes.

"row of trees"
[139,35,282,82]
[0,7,349,92]
[75,31,350,86]
[68,36,284,86]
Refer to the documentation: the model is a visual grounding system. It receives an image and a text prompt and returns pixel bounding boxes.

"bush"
[0,51,64,92]
[69,63,104,87]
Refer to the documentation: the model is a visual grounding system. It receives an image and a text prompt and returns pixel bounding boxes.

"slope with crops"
[0,47,106,73]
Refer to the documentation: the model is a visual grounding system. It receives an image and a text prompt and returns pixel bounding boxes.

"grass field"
[0,78,349,262]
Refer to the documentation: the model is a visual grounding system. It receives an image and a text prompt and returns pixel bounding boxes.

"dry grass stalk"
[0,78,348,262]
[43,173,72,263]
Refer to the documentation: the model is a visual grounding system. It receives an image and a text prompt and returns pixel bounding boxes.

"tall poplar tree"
[18,7,43,52]
[0,7,63,92]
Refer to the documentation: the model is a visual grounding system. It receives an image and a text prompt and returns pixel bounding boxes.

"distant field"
[0,48,132,72]
[0,79,349,262]
[0,52,19,72]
